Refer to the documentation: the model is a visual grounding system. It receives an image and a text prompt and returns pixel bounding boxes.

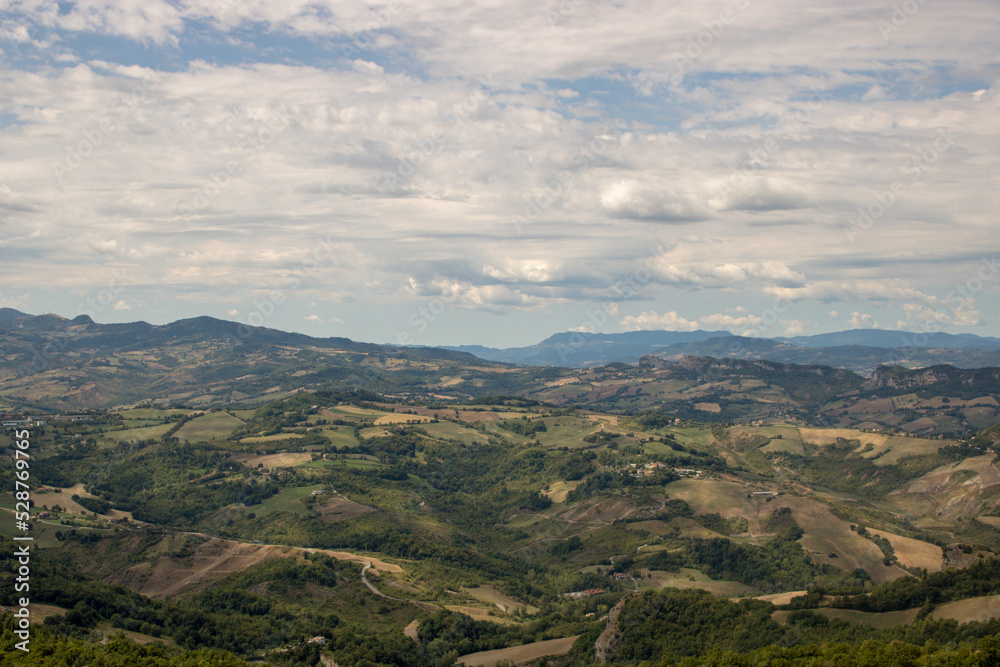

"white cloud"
[620,310,700,332]
[0,1,997,343]
[848,311,878,329]
[712,178,809,212]
[698,312,766,335]
[600,179,709,223]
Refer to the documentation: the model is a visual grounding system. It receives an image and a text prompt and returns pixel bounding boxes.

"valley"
[3,311,1000,664]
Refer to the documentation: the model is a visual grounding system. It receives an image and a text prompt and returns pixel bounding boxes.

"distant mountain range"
[445,328,1000,373]
[2,310,1000,436]
[446,330,732,367]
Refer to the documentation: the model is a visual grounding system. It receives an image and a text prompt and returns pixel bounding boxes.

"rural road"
[360,561,406,601]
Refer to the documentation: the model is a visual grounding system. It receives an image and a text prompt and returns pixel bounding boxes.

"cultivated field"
[773,594,1000,628]
[107,535,402,599]
[664,479,754,520]
[776,496,909,585]
[640,568,751,597]
[239,432,304,444]
[443,606,519,625]
[254,484,326,517]
[773,607,918,628]
[753,591,808,605]
[102,423,174,443]
[231,452,313,468]
[457,635,580,667]
[868,528,943,571]
[462,586,539,614]
[421,420,492,445]
[173,412,244,442]
[374,413,434,425]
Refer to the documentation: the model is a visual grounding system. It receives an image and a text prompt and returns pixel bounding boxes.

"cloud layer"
[0,1,997,346]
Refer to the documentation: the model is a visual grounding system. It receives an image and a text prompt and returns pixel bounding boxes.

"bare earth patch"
[753,591,808,605]
[315,495,377,522]
[232,452,313,468]
[107,536,401,598]
[444,606,520,625]
[559,497,639,524]
[462,586,539,614]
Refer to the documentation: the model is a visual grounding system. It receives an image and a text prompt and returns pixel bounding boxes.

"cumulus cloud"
[618,309,809,337]
[848,311,878,329]
[713,178,809,212]
[620,310,700,332]
[600,179,709,223]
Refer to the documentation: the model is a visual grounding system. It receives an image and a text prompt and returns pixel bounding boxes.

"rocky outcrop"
[594,594,633,663]
[862,364,1000,393]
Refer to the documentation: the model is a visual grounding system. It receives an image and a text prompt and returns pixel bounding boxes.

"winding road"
[360,561,406,601]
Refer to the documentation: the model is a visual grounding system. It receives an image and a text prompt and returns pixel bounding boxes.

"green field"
[667,427,715,451]
[301,458,383,470]
[664,479,751,517]
[773,607,919,628]
[116,408,191,419]
[253,484,327,517]
[239,432,304,444]
[102,423,174,443]
[174,412,245,442]
[421,420,490,445]
[639,567,752,597]
[0,514,102,549]
[533,415,604,448]
[320,427,361,449]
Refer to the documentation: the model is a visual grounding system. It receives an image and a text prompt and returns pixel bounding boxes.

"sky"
[0,0,998,349]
